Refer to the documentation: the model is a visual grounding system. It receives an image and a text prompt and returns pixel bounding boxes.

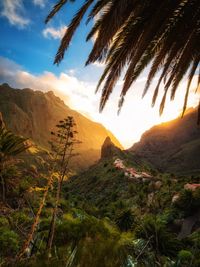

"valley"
[0,84,200,266]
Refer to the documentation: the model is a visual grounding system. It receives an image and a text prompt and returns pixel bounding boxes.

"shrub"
[0,228,19,257]
[0,216,9,227]
[177,250,192,264]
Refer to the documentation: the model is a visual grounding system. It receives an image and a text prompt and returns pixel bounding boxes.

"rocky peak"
[101,136,122,159]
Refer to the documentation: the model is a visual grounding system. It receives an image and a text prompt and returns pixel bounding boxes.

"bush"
[177,250,192,264]
[11,211,33,227]
[0,216,9,227]
[0,228,19,257]
[54,215,112,247]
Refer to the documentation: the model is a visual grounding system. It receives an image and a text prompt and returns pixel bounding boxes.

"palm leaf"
[47,0,200,120]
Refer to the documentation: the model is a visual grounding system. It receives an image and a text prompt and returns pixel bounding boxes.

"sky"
[0,0,199,148]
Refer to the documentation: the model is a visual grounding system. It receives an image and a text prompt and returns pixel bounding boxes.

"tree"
[46,116,80,257]
[45,0,200,120]
[174,188,200,216]
[0,125,30,202]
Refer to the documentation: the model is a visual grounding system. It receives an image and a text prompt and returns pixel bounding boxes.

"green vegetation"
[1,115,200,266]
[46,117,80,256]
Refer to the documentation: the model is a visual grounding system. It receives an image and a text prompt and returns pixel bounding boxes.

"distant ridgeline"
[0,83,123,171]
[130,108,200,175]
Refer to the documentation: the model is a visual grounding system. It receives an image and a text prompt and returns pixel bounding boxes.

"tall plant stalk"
[46,117,79,257]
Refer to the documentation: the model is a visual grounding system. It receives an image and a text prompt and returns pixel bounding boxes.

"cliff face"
[130,108,200,174]
[0,83,122,170]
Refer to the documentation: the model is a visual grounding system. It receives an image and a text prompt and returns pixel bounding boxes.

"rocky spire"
[101,136,122,159]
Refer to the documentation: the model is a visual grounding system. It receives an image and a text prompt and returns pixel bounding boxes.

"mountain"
[130,108,200,175]
[0,83,122,170]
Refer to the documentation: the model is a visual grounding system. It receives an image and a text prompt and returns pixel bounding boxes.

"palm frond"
[48,0,200,119]
[45,0,68,24]
[54,0,94,65]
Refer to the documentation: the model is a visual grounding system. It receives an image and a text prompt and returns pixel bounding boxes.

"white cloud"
[42,25,67,40]
[92,61,105,68]
[32,0,46,8]
[68,69,76,76]
[0,56,98,117]
[1,0,30,28]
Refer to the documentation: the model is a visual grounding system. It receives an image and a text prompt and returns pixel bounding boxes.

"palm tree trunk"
[16,173,54,260]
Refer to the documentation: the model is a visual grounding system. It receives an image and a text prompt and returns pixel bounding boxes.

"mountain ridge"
[0,83,123,170]
[130,107,200,174]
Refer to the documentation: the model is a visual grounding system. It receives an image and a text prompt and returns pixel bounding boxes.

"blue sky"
[0,0,99,78]
[0,0,199,148]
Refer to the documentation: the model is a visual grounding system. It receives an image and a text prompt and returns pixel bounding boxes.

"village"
[113,158,200,204]
[113,158,153,182]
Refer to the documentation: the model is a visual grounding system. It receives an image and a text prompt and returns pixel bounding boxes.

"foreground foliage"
[1,121,200,266]
[46,0,200,118]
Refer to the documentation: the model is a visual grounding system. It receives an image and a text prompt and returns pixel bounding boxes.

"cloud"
[92,61,105,68]
[0,0,30,28]
[0,56,98,116]
[68,69,77,76]
[42,25,67,40]
[32,0,46,8]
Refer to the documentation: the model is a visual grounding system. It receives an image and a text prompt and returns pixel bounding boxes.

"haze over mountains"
[0,83,122,170]
[130,108,200,174]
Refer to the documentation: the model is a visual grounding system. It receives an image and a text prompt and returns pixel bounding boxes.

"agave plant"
[46,0,200,120]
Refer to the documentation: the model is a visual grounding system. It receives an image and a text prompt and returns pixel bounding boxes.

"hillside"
[65,139,200,246]
[65,139,157,217]
[0,83,122,170]
[130,108,200,175]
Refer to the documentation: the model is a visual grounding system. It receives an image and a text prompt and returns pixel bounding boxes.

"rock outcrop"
[101,136,122,159]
